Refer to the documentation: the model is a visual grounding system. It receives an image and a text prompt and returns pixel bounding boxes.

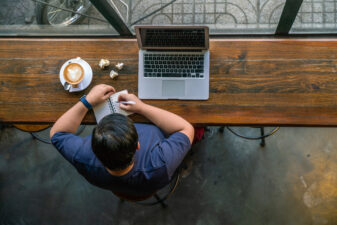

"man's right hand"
[119,92,194,144]
[118,93,146,113]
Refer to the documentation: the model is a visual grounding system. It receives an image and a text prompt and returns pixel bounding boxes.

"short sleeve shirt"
[51,123,191,197]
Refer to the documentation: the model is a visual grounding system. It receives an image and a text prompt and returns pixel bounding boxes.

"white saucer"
[59,57,93,92]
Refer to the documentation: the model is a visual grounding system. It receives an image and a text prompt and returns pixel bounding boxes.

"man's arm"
[50,84,115,139]
[118,94,194,144]
[50,102,88,138]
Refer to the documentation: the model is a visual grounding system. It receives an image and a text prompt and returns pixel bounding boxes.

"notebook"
[93,90,133,123]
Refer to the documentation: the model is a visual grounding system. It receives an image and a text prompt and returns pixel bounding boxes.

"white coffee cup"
[63,58,86,88]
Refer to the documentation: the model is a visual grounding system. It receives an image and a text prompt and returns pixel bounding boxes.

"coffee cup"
[63,62,85,88]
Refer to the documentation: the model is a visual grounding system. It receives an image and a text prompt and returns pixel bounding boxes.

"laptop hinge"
[146,49,203,52]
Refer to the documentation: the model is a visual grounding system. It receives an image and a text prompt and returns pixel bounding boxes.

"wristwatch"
[80,95,92,110]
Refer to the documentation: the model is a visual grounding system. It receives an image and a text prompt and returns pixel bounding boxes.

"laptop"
[136,26,209,100]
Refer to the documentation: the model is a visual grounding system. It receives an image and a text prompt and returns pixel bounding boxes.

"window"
[0,0,336,36]
[291,0,337,33]
[116,0,287,34]
[0,0,118,36]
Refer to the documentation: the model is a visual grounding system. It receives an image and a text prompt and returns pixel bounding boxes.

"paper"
[93,90,133,123]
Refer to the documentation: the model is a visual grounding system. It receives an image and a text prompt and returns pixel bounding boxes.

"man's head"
[92,114,138,171]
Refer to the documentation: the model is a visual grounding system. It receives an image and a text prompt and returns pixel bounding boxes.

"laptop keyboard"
[144,53,204,78]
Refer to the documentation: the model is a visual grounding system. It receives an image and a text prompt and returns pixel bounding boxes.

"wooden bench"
[1,38,337,126]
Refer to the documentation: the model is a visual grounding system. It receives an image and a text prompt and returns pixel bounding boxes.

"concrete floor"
[1,125,337,225]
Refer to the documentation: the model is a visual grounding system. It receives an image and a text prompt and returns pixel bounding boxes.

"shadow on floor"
[0,125,336,225]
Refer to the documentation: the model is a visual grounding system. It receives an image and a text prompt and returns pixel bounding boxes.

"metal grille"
[291,0,337,33]
[125,0,286,33]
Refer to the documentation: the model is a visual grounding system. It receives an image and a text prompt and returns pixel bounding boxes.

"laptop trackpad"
[162,80,185,98]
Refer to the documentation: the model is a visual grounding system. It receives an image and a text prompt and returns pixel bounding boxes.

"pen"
[115,101,136,105]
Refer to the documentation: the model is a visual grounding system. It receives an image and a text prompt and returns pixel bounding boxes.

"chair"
[114,168,181,208]
[13,124,52,144]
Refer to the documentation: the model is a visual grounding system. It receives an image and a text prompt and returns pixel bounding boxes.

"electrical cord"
[30,125,86,144]
[226,126,280,140]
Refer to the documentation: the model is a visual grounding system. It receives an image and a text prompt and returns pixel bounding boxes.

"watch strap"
[80,95,92,110]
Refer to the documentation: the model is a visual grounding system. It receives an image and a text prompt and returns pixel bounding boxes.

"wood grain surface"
[1,38,337,126]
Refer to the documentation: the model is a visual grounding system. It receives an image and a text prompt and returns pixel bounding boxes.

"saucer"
[59,57,93,92]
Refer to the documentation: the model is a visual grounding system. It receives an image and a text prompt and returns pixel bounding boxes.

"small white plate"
[59,57,93,92]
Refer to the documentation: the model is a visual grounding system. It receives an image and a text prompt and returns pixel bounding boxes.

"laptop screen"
[136,26,209,50]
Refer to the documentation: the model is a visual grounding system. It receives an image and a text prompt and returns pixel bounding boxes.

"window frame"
[2,0,334,37]
[95,0,310,37]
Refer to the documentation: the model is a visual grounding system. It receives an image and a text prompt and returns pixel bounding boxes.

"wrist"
[137,103,149,115]
[78,101,89,112]
[85,95,95,107]
[80,95,93,110]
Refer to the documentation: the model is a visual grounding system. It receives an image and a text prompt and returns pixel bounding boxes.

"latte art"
[64,63,84,84]
[67,66,82,81]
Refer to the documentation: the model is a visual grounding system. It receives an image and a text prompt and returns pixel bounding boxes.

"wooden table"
[1,38,337,126]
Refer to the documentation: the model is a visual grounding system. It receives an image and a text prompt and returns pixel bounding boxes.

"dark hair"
[92,114,138,171]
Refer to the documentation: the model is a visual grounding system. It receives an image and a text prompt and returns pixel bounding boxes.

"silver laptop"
[136,26,209,100]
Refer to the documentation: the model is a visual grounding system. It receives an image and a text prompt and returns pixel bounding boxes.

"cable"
[226,126,280,140]
[30,125,86,144]
[130,0,177,26]
[31,0,108,23]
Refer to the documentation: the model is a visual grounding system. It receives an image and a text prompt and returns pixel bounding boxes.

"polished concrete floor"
[0,125,337,225]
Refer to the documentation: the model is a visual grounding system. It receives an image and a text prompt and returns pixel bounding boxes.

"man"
[50,84,194,198]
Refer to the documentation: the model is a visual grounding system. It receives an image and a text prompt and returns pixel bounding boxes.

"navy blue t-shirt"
[51,123,191,197]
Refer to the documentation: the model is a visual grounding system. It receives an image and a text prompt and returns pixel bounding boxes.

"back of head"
[92,114,138,171]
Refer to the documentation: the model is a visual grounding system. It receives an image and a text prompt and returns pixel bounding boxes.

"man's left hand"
[86,84,115,107]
